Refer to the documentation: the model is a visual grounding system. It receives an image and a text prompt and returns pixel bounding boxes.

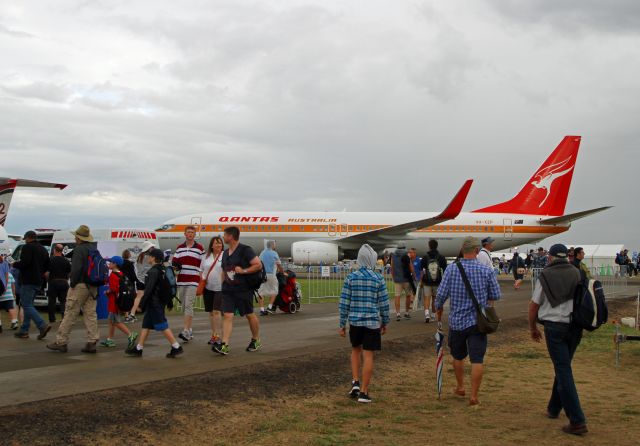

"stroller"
[272,270,302,314]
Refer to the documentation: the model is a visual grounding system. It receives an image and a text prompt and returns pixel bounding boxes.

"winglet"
[435,179,473,220]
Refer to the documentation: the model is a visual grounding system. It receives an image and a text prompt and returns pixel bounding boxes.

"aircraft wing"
[337,179,473,244]
[538,206,612,225]
[0,178,67,189]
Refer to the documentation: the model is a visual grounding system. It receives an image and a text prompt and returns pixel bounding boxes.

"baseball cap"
[105,256,124,266]
[548,244,568,258]
[481,237,495,246]
[149,248,165,262]
[140,241,155,253]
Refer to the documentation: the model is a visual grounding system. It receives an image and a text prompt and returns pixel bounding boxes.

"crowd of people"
[339,236,601,436]
[0,227,624,437]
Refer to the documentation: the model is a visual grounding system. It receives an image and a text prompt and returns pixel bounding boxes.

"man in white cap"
[477,237,495,269]
[47,225,100,353]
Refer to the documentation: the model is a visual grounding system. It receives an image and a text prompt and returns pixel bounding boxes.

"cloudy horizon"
[2,0,639,249]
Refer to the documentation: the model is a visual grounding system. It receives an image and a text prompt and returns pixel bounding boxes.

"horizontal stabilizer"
[0,178,67,190]
[539,206,612,225]
[339,179,473,243]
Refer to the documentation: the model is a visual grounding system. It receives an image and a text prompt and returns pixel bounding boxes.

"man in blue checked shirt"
[339,244,390,404]
[436,236,501,407]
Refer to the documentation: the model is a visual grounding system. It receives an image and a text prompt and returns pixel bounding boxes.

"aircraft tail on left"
[0,178,67,226]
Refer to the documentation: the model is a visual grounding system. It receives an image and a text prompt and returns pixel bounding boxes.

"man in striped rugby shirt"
[339,244,390,404]
[172,226,204,342]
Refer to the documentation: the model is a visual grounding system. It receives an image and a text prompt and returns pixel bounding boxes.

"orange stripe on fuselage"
[157,224,567,235]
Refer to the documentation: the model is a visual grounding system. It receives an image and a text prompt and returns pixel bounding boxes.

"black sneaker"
[404,313,411,320]
[349,380,360,398]
[357,392,372,403]
[10,321,19,330]
[178,332,190,343]
[259,310,268,316]
[266,307,275,315]
[166,346,184,358]
[396,314,401,322]
[126,348,143,357]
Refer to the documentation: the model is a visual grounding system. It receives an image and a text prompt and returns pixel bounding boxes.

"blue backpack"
[85,248,109,286]
[158,265,177,306]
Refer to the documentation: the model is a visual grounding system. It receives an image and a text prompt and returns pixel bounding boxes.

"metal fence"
[530,266,630,297]
[283,263,397,304]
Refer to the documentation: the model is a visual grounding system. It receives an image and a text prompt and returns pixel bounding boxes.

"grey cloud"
[3,82,72,103]
[485,0,640,33]
[0,23,35,39]
[0,1,639,250]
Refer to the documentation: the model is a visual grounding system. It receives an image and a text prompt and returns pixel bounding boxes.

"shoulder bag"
[455,261,500,334]
[196,253,221,296]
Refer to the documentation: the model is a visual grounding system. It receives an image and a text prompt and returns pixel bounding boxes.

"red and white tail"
[473,136,581,216]
[0,178,67,226]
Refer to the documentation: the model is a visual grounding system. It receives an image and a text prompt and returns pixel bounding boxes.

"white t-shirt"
[477,248,493,269]
[531,279,573,323]
[200,252,223,292]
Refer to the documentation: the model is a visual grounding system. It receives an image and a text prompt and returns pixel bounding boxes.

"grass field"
[107,298,640,445]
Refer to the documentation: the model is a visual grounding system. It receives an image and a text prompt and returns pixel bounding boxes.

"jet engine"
[291,241,340,265]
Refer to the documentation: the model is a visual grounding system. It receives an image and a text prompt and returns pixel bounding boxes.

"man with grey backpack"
[420,239,447,323]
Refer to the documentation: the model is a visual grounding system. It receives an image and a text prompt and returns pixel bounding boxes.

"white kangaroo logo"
[530,156,574,208]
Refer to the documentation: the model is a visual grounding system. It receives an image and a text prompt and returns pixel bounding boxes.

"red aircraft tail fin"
[473,136,581,216]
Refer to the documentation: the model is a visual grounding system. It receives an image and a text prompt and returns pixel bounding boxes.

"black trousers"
[47,280,69,322]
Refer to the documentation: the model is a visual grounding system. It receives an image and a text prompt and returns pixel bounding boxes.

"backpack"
[85,248,109,286]
[114,272,135,312]
[425,255,442,283]
[572,279,608,331]
[245,260,267,291]
[235,245,267,291]
[157,265,177,306]
[0,278,5,297]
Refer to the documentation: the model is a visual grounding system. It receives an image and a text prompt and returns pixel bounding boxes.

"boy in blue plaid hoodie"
[339,244,390,403]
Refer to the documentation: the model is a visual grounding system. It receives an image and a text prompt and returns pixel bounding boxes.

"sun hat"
[70,225,94,242]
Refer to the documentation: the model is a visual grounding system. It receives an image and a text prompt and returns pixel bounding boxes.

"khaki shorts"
[394,282,413,297]
[422,285,438,298]
[177,286,197,316]
[258,273,279,296]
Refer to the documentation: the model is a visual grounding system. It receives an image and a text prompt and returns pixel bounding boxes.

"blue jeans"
[544,322,586,425]
[20,284,46,333]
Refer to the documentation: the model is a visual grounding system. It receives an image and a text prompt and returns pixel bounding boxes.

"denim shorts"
[0,300,15,311]
[142,305,169,331]
[449,325,487,364]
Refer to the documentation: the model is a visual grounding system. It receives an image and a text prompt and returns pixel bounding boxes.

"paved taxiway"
[0,279,637,408]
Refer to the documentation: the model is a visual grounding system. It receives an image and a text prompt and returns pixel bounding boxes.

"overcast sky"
[2,0,639,249]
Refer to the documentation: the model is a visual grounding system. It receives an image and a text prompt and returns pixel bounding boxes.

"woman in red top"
[102,256,138,349]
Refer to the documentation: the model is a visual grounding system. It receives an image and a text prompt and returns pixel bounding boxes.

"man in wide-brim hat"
[47,225,101,354]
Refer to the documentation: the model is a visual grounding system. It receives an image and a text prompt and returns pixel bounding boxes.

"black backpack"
[233,245,266,291]
[114,272,135,312]
[157,266,176,306]
[424,254,442,283]
[572,279,608,331]
[245,260,267,291]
